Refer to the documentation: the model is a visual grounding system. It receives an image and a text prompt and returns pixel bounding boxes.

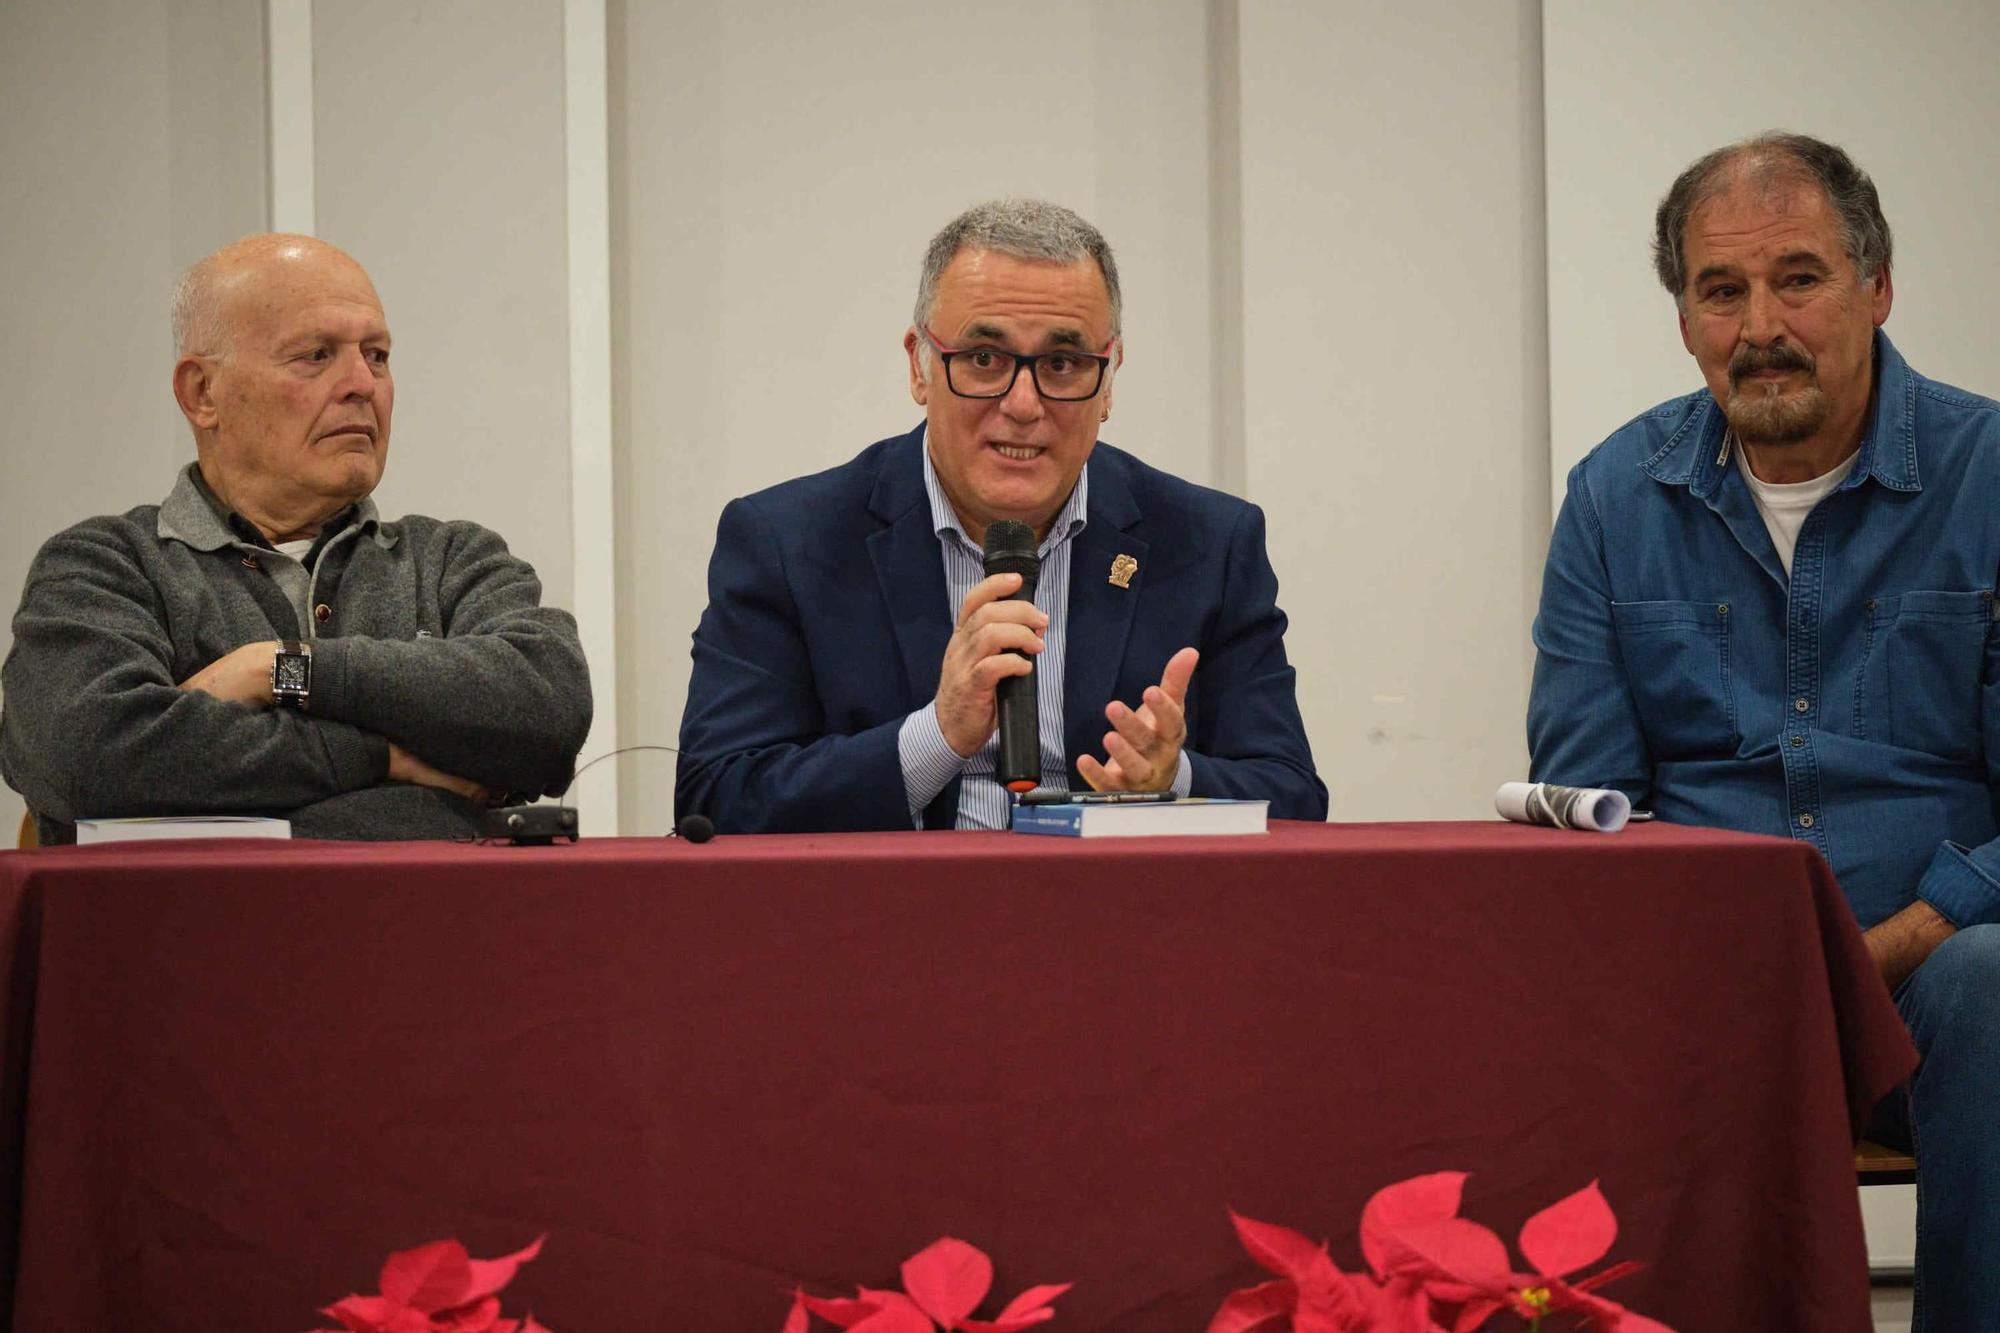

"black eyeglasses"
[921,326,1115,401]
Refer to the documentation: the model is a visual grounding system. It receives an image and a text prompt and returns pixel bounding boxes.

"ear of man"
[173,356,220,431]
[905,327,929,406]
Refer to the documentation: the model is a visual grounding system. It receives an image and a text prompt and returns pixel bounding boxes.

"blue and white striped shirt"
[898,442,1191,829]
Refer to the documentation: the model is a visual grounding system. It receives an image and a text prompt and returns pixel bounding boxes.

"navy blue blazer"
[675,426,1326,832]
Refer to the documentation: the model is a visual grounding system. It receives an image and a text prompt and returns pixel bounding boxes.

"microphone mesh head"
[981,520,1038,577]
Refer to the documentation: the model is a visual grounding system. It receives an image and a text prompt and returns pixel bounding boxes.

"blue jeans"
[1870,924,2000,1331]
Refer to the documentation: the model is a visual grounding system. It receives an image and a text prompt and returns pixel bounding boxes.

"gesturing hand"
[934,572,1048,758]
[1077,647,1199,793]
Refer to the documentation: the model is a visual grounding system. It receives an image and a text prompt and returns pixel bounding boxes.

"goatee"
[1724,341,1828,446]
[1725,380,1831,445]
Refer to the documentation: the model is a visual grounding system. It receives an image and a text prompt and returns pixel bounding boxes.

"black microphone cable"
[557,744,714,843]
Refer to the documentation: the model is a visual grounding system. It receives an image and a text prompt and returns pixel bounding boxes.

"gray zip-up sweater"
[1,466,592,843]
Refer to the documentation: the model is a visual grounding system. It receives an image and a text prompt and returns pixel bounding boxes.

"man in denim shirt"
[1530,133,2000,1327]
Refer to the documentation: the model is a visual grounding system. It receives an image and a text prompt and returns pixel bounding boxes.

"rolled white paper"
[1495,781,1631,833]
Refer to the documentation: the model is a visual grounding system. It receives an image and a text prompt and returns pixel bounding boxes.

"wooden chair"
[1857,1137,1917,1187]
[15,811,34,850]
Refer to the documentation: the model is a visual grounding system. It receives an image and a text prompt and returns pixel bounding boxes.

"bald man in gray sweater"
[1,235,591,843]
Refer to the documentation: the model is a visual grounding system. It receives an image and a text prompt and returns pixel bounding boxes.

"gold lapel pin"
[1108,553,1138,589]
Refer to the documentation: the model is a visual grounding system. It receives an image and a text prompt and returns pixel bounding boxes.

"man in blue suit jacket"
[677,200,1324,833]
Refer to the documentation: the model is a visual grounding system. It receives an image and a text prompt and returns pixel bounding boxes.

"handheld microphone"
[981,520,1042,793]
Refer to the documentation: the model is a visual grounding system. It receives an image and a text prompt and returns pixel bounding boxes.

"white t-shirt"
[1741,448,1860,576]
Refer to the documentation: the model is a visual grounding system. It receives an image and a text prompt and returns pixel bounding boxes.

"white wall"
[1237,0,1548,821]
[0,0,267,841]
[313,0,577,614]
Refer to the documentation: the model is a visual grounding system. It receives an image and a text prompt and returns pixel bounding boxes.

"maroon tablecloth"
[0,821,1914,1331]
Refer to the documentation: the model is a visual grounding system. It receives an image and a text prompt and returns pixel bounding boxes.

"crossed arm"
[0,523,590,823]
[177,641,494,801]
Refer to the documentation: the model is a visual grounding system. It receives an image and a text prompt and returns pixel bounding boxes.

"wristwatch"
[271,640,313,710]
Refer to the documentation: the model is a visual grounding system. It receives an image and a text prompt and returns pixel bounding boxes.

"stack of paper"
[74,816,292,844]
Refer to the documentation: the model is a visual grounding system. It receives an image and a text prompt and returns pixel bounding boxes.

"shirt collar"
[157,462,388,552]
[920,434,1090,556]
[1643,330,1921,497]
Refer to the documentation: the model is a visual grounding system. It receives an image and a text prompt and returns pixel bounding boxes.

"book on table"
[74,816,292,844]
[1011,798,1268,838]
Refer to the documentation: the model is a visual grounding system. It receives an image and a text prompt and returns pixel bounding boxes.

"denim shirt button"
[1798,812,1816,829]
[1791,735,1805,747]
[1794,697,1810,713]
[1717,603,1729,615]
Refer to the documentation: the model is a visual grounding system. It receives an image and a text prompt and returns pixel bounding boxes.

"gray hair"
[1652,131,1892,306]
[169,254,229,359]
[913,199,1121,365]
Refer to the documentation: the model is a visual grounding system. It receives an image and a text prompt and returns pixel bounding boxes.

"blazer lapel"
[866,427,952,714]
[867,426,961,827]
[1063,454,1147,775]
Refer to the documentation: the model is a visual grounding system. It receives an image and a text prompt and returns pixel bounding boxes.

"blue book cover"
[1011,804,1088,837]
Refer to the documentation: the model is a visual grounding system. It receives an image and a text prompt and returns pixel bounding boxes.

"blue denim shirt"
[1529,332,2000,930]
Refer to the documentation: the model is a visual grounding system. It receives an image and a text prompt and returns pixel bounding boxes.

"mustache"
[1730,343,1815,381]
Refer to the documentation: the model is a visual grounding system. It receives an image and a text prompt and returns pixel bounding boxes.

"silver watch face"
[274,654,310,693]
